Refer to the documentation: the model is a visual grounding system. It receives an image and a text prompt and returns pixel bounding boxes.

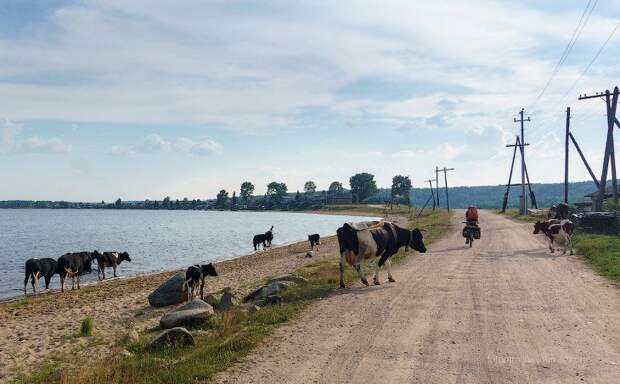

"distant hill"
[408,181,597,209]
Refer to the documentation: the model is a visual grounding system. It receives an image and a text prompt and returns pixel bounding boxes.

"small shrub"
[80,317,93,337]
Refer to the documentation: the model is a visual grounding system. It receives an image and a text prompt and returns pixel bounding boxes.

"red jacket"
[466,207,478,221]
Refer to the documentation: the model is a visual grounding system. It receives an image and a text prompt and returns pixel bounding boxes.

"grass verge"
[501,209,620,282]
[14,209,451,384]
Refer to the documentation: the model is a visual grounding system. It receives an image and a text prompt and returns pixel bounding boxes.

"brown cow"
[533,219,575,255]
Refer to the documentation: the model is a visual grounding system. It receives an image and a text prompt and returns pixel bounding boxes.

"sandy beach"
[0,210,402,381]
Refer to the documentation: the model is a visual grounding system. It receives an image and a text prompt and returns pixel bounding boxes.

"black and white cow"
[533,219,575,255]
[23,258,58,295]
[308,234,321,250]
[94,251,131,280]
[182,263,218,301]
[57,252,96,292]
[336,221,426,288]
[253,226,274,251]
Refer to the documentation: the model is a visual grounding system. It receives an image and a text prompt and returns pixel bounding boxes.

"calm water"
[0,209,378,299]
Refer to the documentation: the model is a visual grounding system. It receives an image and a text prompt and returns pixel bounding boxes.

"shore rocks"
[243,275,303,303]
[148,273,186,307]
[122,329,140,345]
[160,299,214,329]
[204,292,223,308]
[267,274,308,285]
[148,327,194,351]
[217,288,239,311]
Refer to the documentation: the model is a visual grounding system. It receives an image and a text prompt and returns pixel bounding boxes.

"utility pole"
[425,179,436,210]
[514,108,531,215]
[564,107,570,204]
[435,166,440,208]
[437,167,455,211]
[578,86,619,210]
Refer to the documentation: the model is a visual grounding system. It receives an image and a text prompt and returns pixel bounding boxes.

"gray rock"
[148,327,194,351]
[305,251,314,258]
[204,292,223,308]
[217,289,239,311]
[265,295,282,305]
[160,299,215,329]
[267,274,308,285]
[120,349,133,357]
[244,281,288,302]
[148,273,186,308]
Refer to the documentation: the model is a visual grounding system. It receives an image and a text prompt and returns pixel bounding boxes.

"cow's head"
[90,250,100,260]
[120,252,131,262]
[201,262,218,277]
[409,228,427,253]
[533,221,545,234]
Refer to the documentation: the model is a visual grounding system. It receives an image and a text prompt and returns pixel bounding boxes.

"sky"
[1,0,619,201]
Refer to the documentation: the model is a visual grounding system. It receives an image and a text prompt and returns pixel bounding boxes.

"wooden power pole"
[514,108,531,215]
[437,167,455,211]
[425,179,436,210]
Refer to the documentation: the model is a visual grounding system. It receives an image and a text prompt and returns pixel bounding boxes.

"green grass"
[80,316,93,337]
[572,232,620,281]
[501,209,620,282]
[17,209,451,384]
[500,208,544,223]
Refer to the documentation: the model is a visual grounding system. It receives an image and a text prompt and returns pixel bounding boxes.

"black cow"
[308,234,321,250]
[182,263,218,301]
[253,226,274,251]
[23,258,58,295]
[336,221,426,288]
[94,251,131,280]
[57,251,96,292]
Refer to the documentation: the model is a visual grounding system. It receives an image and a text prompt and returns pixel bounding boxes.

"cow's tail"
[24,261,32,291]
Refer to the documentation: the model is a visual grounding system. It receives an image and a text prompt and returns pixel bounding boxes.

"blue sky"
[1,0,620,201]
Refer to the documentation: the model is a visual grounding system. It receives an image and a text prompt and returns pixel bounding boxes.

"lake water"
[0,209,378,300]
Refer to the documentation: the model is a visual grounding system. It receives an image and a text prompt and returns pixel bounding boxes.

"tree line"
[0,173,413,211]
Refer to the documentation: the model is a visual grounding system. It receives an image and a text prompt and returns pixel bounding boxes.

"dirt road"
[216,210,620,384]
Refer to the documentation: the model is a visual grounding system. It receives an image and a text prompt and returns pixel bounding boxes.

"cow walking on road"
[336,221,427,288]
[23,258,58,295]
[533,219,574,255]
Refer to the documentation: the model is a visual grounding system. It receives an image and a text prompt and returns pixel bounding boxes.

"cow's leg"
[356,263,369,286]
[548,236,555,253]
[567,234,573,255]
[387,259,396,282]
[373,261,381,285]
[44,275,51,289]
[77,274,80,290]
[31,274,37,293]
[339,254,346,288]
[33,272,41,293]
[60,275,65,293]
[113,264,117,278]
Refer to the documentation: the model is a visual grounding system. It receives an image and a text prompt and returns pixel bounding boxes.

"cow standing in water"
[336,221,427,288]
[23,258,58,295]
[533,219,575,255]
[57,252,96,292]
[253,226,274,251]
[94,251,131,280]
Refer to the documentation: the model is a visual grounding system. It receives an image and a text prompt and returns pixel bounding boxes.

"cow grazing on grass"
[253,226,274,251]
[182,263,218,301]
[336,221,427,288]
[57,252,96,292]
[23,258,58,295]
[533,219,575,255]
[94,251,131,280]
[308,234,321,250]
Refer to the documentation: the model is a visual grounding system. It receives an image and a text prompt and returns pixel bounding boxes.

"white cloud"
[110,134,223,156]
[20,136,72,153]
[1,119,71,154]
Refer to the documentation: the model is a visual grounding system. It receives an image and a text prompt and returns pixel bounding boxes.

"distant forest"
[0,181,597,210]
[407,181,597,209]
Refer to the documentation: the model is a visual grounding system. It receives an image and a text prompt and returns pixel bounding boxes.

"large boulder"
[148,327,194,351]
[243,281,293,303]
[160,299,214,329]
[148,273,186,308]
[217,288,239,311]
[267,274,308,285]
[204,291,224,308]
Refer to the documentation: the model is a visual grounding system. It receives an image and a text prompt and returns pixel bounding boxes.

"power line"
[560,20,620,102]
[530,0,597,109]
